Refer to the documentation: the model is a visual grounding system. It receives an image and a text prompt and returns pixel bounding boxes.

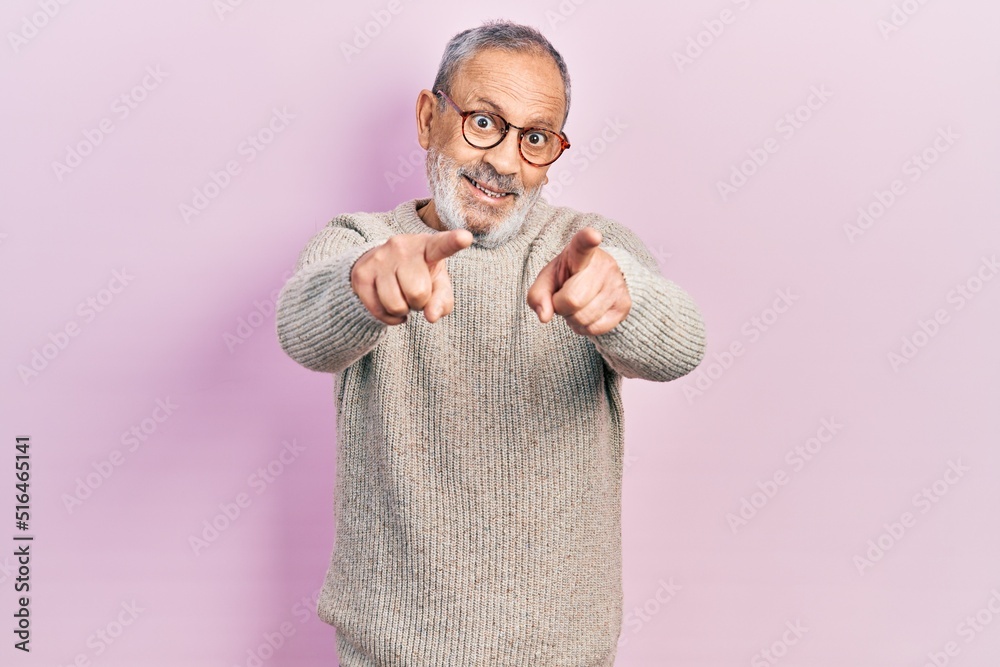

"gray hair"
[432,20,571,129]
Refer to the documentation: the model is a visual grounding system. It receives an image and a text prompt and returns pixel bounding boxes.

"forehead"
[450,48,565,128]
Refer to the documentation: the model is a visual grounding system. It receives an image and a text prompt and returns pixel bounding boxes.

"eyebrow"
[473,96,558,131]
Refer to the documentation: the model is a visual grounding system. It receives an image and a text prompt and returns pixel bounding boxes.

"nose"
[481,129,522,177]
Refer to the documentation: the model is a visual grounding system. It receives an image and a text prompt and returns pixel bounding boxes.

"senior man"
[276,19,706,667]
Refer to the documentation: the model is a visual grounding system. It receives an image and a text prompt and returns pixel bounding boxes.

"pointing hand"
[351,229,474,325]
[526,227,632,336]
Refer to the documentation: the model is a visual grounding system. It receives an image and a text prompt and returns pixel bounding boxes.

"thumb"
[564,227,602,277]
[424,228,473,264]
[527,259,558,323]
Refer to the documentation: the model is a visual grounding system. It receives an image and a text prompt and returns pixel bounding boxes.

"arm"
[583,221,707,382]
[275,220,389,374]
[590,245,706,381]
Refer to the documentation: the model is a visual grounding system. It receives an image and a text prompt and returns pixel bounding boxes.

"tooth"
[475,181,501,198]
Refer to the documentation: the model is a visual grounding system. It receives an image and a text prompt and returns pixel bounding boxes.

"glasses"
[436,89,571,167]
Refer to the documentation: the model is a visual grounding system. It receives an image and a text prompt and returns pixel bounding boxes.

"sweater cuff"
[276,238,389,373]
[324,237,390,328]
[588,245,707,381]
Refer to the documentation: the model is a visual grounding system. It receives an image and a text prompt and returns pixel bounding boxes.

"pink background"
[3,1,999,665]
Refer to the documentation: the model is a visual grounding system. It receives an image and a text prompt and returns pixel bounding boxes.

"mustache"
[458,163,525,195]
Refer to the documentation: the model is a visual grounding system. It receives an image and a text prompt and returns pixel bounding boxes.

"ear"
[416,89,437,150]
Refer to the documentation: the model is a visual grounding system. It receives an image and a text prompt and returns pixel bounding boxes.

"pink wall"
[3,1,999,665]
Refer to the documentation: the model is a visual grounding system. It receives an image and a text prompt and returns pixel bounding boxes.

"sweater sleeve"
[577,219,707,382]
[275,221,390,374]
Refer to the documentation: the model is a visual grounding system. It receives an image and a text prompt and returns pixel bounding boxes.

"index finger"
[565,227,603,276]
[424,229,474,264]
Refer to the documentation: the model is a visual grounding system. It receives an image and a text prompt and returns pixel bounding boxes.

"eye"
[525,131,549,145]
[471,114,495,130]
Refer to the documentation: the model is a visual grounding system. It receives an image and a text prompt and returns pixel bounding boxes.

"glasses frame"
[435,89,571,167]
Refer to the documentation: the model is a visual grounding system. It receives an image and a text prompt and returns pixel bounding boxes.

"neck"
[416,199,444,232]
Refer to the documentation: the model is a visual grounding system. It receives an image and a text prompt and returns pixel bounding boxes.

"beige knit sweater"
[275,197,706,666]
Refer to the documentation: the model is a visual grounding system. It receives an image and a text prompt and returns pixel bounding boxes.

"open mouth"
[463,174,513,200]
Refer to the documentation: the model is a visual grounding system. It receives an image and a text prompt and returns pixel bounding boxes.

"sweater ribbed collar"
[392,197,552,256]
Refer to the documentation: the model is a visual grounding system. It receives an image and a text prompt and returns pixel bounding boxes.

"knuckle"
[381,298,408,316]
[385,236,408,255]
[352,260,372,280]
[412,280,433,302]
[403,283,432,306]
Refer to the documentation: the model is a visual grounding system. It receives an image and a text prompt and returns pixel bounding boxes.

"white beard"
[425,147,543,249]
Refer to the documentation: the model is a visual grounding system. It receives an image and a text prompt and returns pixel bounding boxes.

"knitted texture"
[275,197,706,666]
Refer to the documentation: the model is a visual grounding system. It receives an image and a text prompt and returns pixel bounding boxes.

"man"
[276,20,706,666]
